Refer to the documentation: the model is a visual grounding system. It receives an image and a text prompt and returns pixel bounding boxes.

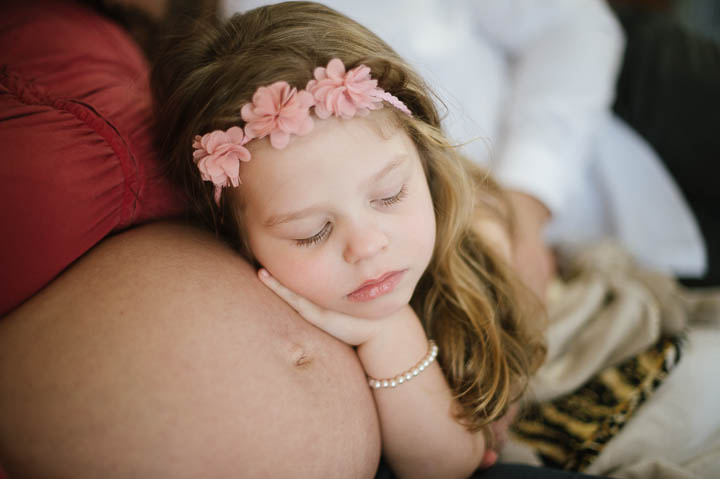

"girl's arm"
[257,272,488,479]
[357,305,487,479]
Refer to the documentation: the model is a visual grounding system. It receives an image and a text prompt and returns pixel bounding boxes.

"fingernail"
[259,269,269,279]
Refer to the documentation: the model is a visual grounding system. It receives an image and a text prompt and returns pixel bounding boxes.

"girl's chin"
[340,297,410,320]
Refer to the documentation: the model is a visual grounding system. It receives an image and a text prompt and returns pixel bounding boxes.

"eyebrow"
[263,155,408,227]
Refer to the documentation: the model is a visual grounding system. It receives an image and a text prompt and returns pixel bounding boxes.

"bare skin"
[506,190,556,304]
[0,190,538,477]
[0,222,380,478]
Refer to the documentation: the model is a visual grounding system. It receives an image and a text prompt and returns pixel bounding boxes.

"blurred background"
[612,0,720,41]
[95,0,720,62]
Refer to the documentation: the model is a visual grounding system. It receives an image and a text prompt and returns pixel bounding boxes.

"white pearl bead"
[365,340,439,390]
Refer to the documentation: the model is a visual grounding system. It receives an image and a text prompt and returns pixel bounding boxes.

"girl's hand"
[257,268,384,346]
[477,402,521,469]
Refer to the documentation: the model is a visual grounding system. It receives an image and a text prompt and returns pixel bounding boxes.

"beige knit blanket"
[503,242,720,478]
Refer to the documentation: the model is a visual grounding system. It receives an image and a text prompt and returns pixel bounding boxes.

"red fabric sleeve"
[0,0,186,316]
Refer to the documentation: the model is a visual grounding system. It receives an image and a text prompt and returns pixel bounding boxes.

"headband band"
[192,58,412,204]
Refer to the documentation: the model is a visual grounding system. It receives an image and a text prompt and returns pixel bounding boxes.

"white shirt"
[223,0,706,277]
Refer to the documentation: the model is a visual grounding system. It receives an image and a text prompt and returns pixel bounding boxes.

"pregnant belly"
[0,223,381,478]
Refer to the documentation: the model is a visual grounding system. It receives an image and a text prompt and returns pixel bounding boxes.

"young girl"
[153,2,545,477]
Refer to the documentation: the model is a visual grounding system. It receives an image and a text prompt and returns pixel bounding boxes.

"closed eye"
[295,222,332,247]
[378,184,407,207]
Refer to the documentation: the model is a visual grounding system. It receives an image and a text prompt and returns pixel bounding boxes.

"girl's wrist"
[356,304,430,380]
[367,340,438,389]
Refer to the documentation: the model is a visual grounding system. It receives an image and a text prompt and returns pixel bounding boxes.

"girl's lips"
[347,270,406,302]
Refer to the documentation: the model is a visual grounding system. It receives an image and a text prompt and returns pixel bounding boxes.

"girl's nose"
[343,224,389,264]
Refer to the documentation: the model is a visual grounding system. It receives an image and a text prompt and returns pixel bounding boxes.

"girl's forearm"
[356,306,486,479]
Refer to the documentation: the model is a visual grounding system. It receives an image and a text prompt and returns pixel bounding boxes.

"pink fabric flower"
[240,81,314,149]
[192,126,251,204]
[306,59,385,119]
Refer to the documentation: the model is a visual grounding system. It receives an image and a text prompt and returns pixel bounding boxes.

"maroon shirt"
[0,0,185,316]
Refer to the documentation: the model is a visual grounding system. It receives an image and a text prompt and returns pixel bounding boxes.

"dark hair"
[81,0,218,59]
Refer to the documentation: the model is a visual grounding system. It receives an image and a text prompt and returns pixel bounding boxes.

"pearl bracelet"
[367,340,438,389]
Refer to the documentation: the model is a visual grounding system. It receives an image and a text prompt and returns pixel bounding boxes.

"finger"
[478,449,498,469]
[257,268,320,318]
[257,269,376,346]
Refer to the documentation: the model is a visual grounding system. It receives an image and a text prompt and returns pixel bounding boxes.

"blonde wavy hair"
[152,1,545,433]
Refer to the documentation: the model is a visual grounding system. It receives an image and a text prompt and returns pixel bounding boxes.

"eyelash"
[294,184,408,247]
[379,184,407,207]
[295,222,332,247]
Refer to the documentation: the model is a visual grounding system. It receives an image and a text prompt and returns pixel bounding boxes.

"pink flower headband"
[192,58,412,204]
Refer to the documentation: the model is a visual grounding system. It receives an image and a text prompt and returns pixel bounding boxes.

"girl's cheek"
[272,254,338,304]
[409,196,437,260]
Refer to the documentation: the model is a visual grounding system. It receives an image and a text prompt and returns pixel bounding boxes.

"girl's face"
[236,111,437,319]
